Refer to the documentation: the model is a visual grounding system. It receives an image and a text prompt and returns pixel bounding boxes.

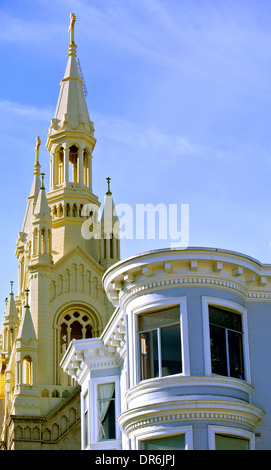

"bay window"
[208,426,255,450]
[202,297,250,382]
[209,306,244,380]
[138,306,182,380]
[142,434,186,450]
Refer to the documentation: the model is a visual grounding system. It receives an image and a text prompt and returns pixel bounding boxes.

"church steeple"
[46,13,96,192]
[45,13,100,263]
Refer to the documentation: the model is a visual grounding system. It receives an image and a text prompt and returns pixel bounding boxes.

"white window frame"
[208,425,255,450]
[82,390,89,449]
[135,425,193,450]
[133,297,190,384]
[91,375,121,448]
[81,379,91,450]
[202,297,251,383]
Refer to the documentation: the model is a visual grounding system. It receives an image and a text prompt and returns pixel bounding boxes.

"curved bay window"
[209,306,244,380]
[138,306,182,381]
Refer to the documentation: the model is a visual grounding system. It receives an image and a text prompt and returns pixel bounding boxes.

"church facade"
[0,14,120,450]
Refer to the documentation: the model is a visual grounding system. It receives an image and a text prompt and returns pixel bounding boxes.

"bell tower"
[46,13,100,263]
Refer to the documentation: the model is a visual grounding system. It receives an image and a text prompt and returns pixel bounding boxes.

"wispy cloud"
[0,100,52,120]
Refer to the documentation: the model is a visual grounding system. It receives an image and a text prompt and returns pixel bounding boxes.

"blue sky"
[1,0,271,319]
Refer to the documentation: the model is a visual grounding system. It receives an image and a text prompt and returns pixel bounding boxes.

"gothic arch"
[53,301,103,385]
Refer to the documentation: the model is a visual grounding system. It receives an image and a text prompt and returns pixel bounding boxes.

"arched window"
[41,228,45,255]
[83,148,90,186]
[57,308,100,385]
[56,147,64,185]
[69,145,78,183]
[59,311,93,354]
[33,228,38,255]
[22,355,32,385]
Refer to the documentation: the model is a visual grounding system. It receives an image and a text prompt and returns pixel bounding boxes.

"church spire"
[99,178,120,268]
[68,13,76,45]
[28,136,41,200]
[47,13,94,140]
[46,13,96,193]
[45,13,100,263]
[1,281,19,358]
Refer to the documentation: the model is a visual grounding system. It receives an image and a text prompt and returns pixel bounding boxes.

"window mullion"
[225,328,230,377]
[157,328,162,377]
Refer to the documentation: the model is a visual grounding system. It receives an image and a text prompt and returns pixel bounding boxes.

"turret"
[1,282,19,360]
[99,178,120,269]
[30,173,53,265]
[16,137,42,295]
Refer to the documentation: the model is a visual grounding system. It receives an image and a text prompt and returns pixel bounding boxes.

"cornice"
[103,248,271,308]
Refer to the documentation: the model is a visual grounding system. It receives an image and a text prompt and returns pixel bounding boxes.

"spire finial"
[10,281,14,295]
[33,136,41,175]
[106,177,112,195]
[35,136,41,165]
[25,288,30,308]
[40,172,45,190]
[69,13,76,44]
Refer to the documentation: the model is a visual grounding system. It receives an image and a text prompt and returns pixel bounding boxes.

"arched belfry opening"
[56,146,64,186]
[69,145,78,184]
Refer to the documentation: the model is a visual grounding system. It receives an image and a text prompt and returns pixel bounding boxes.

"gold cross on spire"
[69,13,76,43]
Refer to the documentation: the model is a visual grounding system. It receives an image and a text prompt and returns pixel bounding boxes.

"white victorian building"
[61,246,270,450]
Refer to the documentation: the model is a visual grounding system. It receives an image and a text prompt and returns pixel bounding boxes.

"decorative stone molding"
[118,398,264,436]
[119,275,248,310]
[125,375,254,409]
[103,248,271,308]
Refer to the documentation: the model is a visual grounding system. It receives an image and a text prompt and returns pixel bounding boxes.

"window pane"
[209,306,242,332]
[210,324,227,376]
[97,383,115,440]
[215,434,249,450]
[161,324,182,376]
[139,330,158,380]
[228,330,244,379]
[139,306,180,331]
[143,434,186,450]
[84,409,88,447]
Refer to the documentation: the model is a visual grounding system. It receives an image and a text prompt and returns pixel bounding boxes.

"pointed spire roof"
[51,13,93,134]
[20,137,42,237]
[33,173,51,222]
[101,177,119,234]
[3,281,19,326]
[16,289,36,342]
[29,136,41,199]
